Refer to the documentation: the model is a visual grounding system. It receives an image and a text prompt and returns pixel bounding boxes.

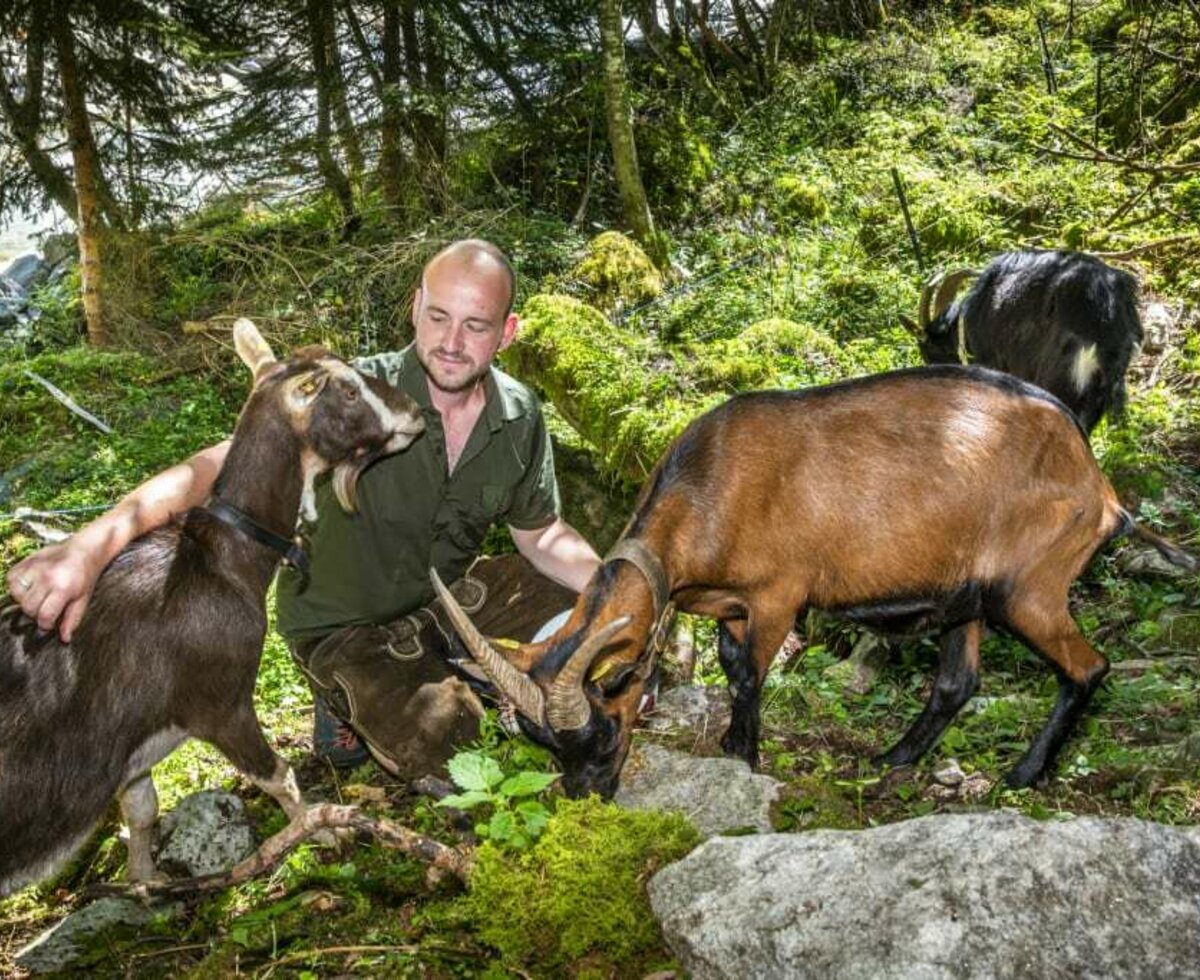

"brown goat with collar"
[0,320,424,896]
[436,365,1196,798]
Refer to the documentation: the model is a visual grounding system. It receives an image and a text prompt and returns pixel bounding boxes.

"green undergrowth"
[457,797,699,976]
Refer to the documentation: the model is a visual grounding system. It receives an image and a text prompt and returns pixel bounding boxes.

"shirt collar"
[399,344,527,431]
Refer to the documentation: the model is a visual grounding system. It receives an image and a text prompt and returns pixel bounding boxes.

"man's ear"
[410,287,423,324]
[498,313,519,352]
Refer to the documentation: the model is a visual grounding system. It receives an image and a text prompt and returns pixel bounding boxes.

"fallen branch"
[1110,656,1200,673]
[1037,125,1200,175]
[90,804,473,900]
[23,370,114,435]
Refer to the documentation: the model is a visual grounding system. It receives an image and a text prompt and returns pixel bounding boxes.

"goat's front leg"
[718,611,794,767]
[120,773,166,883]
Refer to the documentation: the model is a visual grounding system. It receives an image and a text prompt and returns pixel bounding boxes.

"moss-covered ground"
[3,1,1199,975]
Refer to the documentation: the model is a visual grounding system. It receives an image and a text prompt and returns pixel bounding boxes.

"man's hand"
[7,541,104,642]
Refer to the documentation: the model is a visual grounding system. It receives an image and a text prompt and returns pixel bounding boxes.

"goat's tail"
[1117,510,1199,573]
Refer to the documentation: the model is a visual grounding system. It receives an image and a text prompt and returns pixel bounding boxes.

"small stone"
[1119,546,1194,581]
[823,632,889,695]
[616,743,780,837]
[155,789,257,877]
[933,759,966,787]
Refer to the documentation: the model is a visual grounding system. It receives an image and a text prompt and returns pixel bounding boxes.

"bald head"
[423,239,516,316]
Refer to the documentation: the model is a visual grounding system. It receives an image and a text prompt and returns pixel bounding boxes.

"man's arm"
[509,517,601,594]
[6,440,231,640]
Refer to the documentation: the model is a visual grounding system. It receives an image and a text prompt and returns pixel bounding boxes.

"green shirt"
[276,345,561,640]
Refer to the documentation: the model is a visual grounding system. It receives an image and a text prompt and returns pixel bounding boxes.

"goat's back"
[0,520,267,895]
[636,366,1124,606]
[961,251,1142,420]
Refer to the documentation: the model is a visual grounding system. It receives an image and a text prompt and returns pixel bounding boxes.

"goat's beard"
[331,454,378,513]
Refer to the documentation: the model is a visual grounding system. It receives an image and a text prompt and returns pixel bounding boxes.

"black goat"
[435,366,1195,799]
[902,250,1143,432]
[0,320,424,895]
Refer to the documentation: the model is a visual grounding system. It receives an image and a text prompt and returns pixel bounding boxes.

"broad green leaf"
[489,809,517,842]
[435,790,491,810]
[516,800,550,837]
[448,751,504,792]
[500,771,560,798]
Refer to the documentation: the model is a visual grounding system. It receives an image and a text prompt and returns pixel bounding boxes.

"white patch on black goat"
[1071,343,1101,394]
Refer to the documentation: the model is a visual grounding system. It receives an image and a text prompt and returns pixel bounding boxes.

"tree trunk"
[0,1,80,220]
[305,0,358,230]
[400,0,445,212]
[379,1,407,214]
[320,0,365,187]
[599,0,666,270]
[51,2,109,346]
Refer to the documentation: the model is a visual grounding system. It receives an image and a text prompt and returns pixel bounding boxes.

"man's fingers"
[35,590,67,634]
[60,596,88,644]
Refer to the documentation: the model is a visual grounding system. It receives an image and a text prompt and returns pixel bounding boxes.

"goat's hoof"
[876,745,918,769]
[1003,764,1042,790]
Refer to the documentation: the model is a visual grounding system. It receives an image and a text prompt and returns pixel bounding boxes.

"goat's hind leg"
[120,773,166,883]
[198,700,306,824]
[878,620,982,769]
[1002,595,1108,789]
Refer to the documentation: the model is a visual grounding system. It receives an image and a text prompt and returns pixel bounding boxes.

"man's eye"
[467,321,491,334]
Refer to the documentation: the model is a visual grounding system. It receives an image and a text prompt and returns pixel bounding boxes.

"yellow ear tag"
[587,659,614,683]
[298,377,319,396]
[492,637,520,650]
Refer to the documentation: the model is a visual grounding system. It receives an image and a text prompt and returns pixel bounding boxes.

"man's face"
[413,258,517,395]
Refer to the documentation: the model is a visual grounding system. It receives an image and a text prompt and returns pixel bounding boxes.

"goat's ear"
[287,369,330,408]
[233,318,278,382]
[899,314,921,337]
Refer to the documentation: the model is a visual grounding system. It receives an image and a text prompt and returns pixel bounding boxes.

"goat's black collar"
[205,500,311,582]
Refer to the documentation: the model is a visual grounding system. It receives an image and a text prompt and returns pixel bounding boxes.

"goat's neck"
[209,412,306,560]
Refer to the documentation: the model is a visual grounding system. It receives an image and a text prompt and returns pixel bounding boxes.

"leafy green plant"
[437,748,558,851]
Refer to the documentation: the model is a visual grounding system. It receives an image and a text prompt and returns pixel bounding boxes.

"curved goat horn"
[430,567,546,723]
[546,616,632,731]
[917,272,942,335]
[930,268,977,324]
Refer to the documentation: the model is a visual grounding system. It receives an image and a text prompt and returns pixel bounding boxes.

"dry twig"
[89,804,473,900]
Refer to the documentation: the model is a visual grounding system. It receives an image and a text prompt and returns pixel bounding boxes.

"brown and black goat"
[901,250,1143,433]
[0,320,424,896]
[434,365,1196,799]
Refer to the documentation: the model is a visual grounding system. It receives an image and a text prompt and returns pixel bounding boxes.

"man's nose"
[443,320,468,351]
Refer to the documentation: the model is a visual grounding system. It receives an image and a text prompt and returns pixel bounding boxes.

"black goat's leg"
[878,620,982,769]
[718,619,758,763]
[120,773,165,883]
[718,611,794,768]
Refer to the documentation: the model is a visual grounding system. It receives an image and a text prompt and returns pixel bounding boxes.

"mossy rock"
[570,231,664,314]
[770,175,830,223]
[507,293,695,481]
[690,317,852,392]
[461,797,700,976]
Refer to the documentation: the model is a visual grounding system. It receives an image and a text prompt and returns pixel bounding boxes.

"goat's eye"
[343,383,360,401]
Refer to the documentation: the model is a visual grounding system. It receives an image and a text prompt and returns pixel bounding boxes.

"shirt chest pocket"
[480,483,514,522]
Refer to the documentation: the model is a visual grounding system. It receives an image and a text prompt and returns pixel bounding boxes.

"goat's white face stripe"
[318,357,413,439]
[1071,344,1101,394]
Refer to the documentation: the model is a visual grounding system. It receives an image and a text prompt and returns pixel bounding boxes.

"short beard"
[417,346,488,394]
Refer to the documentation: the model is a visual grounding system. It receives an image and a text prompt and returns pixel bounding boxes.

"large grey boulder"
[616,743,780,837]
[15,897,182,974]
[649,810,1200,979]
[155,789,257,876]
[2,252,48,292]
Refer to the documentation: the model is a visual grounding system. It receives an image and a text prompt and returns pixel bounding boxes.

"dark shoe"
[312,693,370,768]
